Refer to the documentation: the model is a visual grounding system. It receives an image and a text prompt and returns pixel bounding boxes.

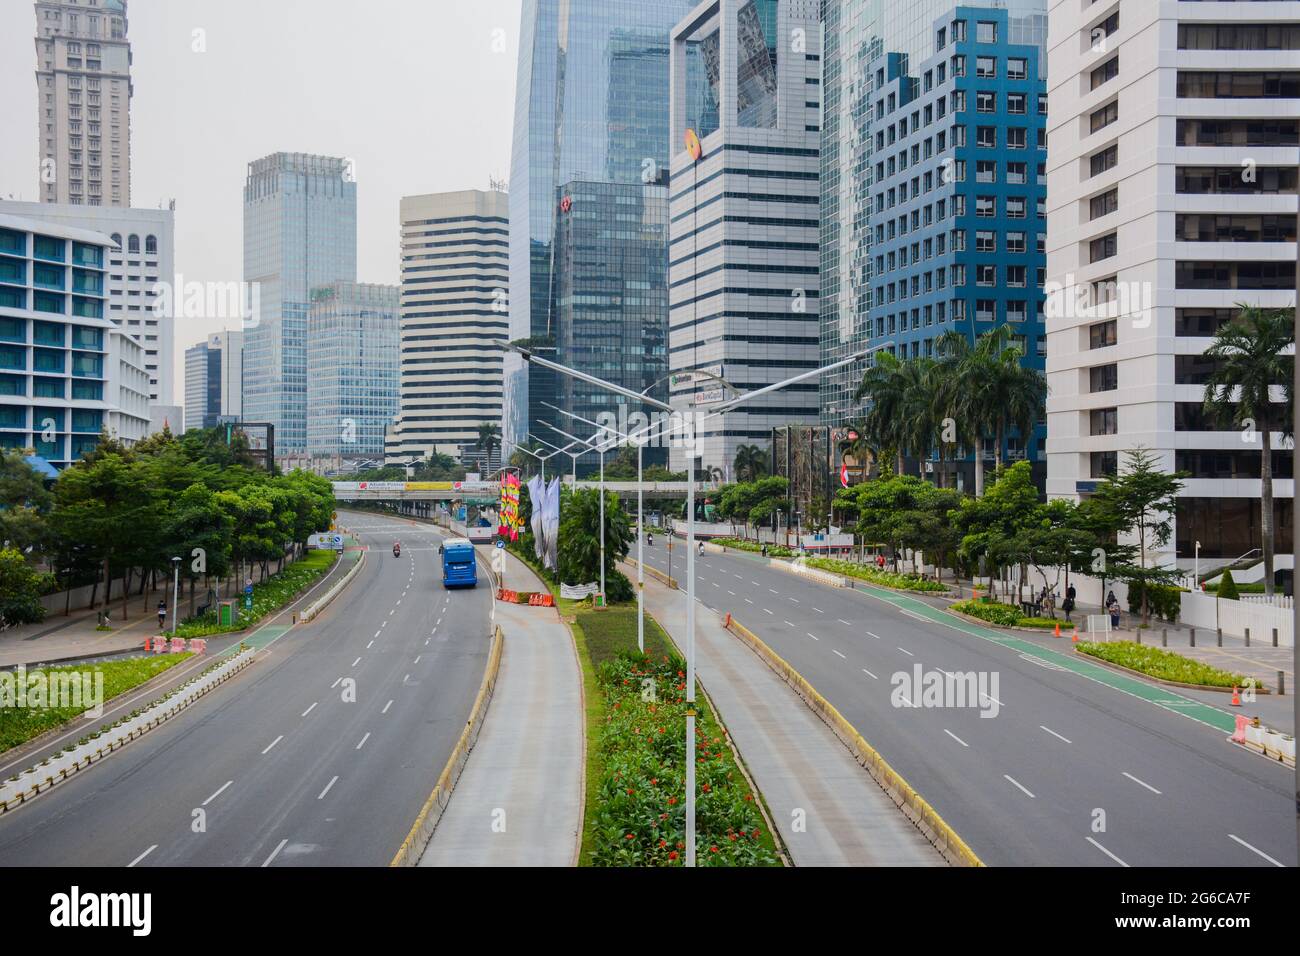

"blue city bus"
[440,537,478,588]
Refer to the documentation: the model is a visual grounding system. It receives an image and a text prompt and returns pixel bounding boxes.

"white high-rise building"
[387,190,508,465]
[1045,1,1298,576]
[0,201,175,408]
[34,0,132,208]
[104,324,149,443]
[667,0,823,477]
[184,329,242,432]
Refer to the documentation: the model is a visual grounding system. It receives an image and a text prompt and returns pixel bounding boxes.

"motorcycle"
[393,542,401,558]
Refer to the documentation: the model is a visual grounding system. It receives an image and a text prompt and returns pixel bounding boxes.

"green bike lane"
[642,542,1294,865]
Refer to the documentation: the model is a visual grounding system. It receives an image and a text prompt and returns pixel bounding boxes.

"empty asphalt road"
[639,541,1295,868]
[0,510,490,867]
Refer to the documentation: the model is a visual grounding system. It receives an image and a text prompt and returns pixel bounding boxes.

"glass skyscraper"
[819,0,1046,426]
[504,0,695,467]
[243,152,357,455]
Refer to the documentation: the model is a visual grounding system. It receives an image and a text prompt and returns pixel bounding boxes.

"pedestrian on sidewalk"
[1107,594,1121,631]
[1062,584,1076,623]
[157,600,167,631]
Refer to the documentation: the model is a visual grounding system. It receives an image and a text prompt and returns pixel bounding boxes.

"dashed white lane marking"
[831,649,845,659]
[763,608,773,615]
[897,647,914,657]
[1122,772,1162,795]
[356,732,371,750]
[301,702,318,717]
[769,589,778,594]
[745,598,753,604]
[751,581,760,586]
[425,638,430,645]
[202,780,233,806]
[896,692,914,706]
[862,668,878,680]
[261,735,284,755]
[382,699,394,715]
[373,630,381,639]
[1004,775,1035,798]
[403,674,410,683]
[261,838,288,868]
[806,633,820,641]
[381,621,387,628]
[788,597,799,603]
[317,775,339,800]
[389,609,395,617]
[812,607,824,614]
[351,656,362,667]
[865,631,881,640]
[1087,836,1130,867]
[1227,834,1284,867]
[413,655,422,664]
[1040,725,1071,744]
[396,599,402,606]
[128,845,157,868]
[366,640,374,649]
[711,582,719,588]
[838,619,853,626]
[784,621,796,627]
[943,729,969,748]
[331,678,342,689]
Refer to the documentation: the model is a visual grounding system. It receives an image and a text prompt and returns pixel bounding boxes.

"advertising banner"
[498,473,522,541]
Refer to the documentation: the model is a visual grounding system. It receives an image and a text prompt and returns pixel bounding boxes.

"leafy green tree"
[1217,568,1240,601]
[557,486,633,600]
[1018,499,1099,603]
[1091,447,1186,626]
[951,461,1040,598]
[0,448,52,561]
[166,483,235,615]
[1201,305,1294,596]
[0,547,53,627]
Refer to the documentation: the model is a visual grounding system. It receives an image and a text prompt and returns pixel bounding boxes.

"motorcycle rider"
[393,540,401,557]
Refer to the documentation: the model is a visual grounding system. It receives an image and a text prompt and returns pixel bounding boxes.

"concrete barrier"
[772,558,849,589]
[0,646,257,814]
[390,623,505,866]
[723,616,982,867]
[623,557,678,590]
[298,550,366,624]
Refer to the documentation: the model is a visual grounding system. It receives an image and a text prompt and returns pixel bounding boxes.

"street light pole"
[170,556,181,636]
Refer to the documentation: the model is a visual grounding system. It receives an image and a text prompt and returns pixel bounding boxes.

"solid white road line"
[1122,771,1162,795]
[382,699,393,714]
[1004,774,1035,798]
[127,845,157,868]
[261,735,283,755]
[1086,836,1129,867]
[202,780,233,806]
[301,702,318,717]
[1039,725,1071,744]
[1227,834,1284,867]
[317,776,339,800]
[862,668,878,680]
[261,838,288,867]
[356,732,370,750]
[943,729,969,748]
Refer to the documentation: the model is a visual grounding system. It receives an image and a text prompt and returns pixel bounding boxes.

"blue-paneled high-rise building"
[820,1,1047,487]
[243,152,357,456]
[504,0,696,468]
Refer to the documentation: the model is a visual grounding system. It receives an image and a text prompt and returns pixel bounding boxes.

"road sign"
[495,539,505,549]
[332,533,343,552]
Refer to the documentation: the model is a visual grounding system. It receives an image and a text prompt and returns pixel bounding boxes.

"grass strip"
[1076,641,1247,688]
[174,549,338,638]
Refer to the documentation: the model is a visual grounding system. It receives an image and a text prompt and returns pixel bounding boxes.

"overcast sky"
[0,0,521,393]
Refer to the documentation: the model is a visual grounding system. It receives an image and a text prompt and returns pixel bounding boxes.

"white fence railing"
[1180,590,1293,647]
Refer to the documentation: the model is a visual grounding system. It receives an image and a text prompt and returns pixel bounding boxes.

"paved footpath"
[419,548,583,866]
[637,567,943,866]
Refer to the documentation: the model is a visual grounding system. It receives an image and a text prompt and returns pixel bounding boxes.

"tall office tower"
[34,0,132,208]
[386,190,508,467]
[867,6,1049,488]
[504,0,695,469]
[183,329,242,432]
[667,0,823,477]
[243,153,357,457]
[818,0,1047,426]
[0,201,176,407]
[1046,1,1299,574]
[305,282,399,465]
[0,213,117,468]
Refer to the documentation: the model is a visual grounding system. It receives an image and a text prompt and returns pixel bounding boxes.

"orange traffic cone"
[1071,627,1079,643]
[1230,685,1242,707]
[1053,621,1061,638]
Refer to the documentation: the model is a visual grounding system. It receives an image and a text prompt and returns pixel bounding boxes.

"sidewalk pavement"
[1,581,178,668]
[419,548,583,866]
[637,566,944,866]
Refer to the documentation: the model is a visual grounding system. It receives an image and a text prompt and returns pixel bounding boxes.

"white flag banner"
[560,581,599,599]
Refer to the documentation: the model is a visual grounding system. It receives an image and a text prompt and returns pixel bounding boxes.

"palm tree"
[1202,305,1295,597]
[987,331,1047,473]
[855,352,910,474]
[934,330,997,495]
[477,422,501,471]
[733,443,769,483]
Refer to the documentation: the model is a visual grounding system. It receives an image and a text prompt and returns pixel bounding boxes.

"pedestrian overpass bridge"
[331,479,716,501]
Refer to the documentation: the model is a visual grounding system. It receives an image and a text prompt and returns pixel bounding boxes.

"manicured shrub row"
[948,599,1058,629]
[803,557,948,593]
[1076,641,1246,688]
[173,549,338,638]
[711,537,794,558]
[0,654,192,753]
[588,650,780,867]
[1125,580,1185,622]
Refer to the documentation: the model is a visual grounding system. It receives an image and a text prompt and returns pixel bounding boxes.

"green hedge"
[949,599,1060,629]
[711,537,794,558]
[804,557,948,593]
[1076,641,1246,688]
[1126,581,1184,622]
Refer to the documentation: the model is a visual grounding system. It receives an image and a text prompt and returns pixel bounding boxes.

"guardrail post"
[1161,628,1167,647]
[1244,627,1250,647]
[1136,629,1142,645]
[1217,627,1223,647]
[1271,627,1278,647]
[1279,670,1286,696]
[1189,627,1196,647]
